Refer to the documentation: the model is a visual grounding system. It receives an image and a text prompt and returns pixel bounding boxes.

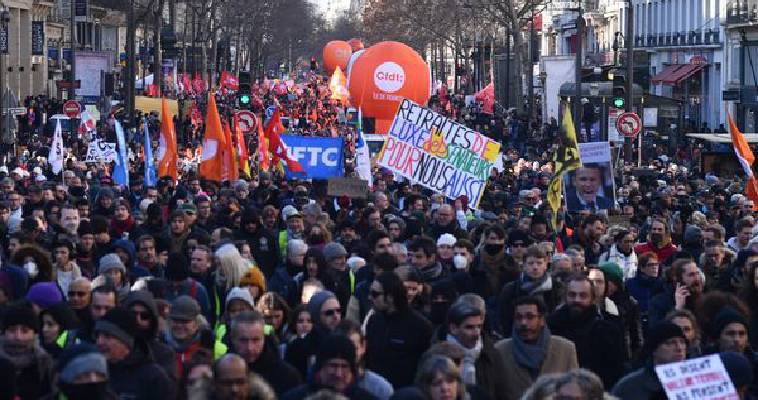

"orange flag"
[199,94,226,181]
[158,98,178,181]
[728,112,758,210]
[222,121,239,181]
[257,114,270,172]
[235,114,251,177]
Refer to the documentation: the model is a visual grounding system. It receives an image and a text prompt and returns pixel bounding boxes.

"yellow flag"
[548,104,582,228]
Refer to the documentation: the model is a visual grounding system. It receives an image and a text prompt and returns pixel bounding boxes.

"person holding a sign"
[565,164,615,212]
[611,321,687,399]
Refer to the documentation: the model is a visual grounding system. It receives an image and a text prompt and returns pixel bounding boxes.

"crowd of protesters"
[0,66,755,400]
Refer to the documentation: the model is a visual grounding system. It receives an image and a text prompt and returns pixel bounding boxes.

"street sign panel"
[63,100,81,118]
[616,112,642,138]
[7,108,25,116]
[236,110,256,134]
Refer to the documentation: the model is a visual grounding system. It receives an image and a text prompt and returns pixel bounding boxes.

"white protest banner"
[655,354,739,400]
[578,141,612,163]
[377,99,501,208]
[85,138,117,163]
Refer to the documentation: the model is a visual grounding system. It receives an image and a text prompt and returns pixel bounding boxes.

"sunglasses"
[322,308,341,317]
[132,310,151,320]
[68,291,87,297]
[369,290,384,298]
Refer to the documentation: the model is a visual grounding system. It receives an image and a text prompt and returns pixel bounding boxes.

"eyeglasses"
[369,290,384,298]
[68,291,87,297]
[322,308,341,317]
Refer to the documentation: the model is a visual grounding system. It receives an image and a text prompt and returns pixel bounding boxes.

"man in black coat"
[228,310,301,397]
[282,334,378,400]
[365,271,432,388]
[0,303,55,399]
[234,208,279,277]
[548,274,625,389]
[123,290,177,381]
[94,307,176,400]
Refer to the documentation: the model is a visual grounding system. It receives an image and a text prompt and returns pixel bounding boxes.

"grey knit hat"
[307,290,337,322]
[322,242,348,261]
[98,253,126,276]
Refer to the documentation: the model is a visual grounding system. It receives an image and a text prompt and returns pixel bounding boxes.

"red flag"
[220,71,239,91]
[222,121,239,181]
[181,73,192,94]
[235,114,251,176]
[192,73,206,94]
[257,114,270,172]
[265,109,303,172]
[475,83,495,114]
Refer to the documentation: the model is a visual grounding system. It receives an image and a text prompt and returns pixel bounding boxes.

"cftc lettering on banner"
[377,99,500,208]
[281,135,345,180]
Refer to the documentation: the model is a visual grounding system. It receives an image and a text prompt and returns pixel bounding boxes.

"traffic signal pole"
[624,0,634,163]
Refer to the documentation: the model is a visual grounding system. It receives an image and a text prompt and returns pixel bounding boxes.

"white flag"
[48,119,64,174]
[355,108,373,187]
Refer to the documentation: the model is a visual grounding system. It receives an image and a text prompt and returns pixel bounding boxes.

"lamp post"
[0,5,8,150]
[575,11,585,135]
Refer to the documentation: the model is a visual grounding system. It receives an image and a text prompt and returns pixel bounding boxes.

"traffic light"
[238,83,251,109]
[610,69,625,109]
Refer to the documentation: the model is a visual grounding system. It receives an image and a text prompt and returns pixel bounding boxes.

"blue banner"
[281,135,344,179]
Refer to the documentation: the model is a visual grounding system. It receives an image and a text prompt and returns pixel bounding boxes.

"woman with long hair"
[12,244,55,286]
[214,243,250,317]
[294,248,332,302]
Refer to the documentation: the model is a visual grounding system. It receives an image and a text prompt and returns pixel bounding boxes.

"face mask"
[309,234,325,244]
[650,233,664,244]
[24,262,38,278]
[59,382,109,400]
[484,243,504,255]
[453,255,468,270]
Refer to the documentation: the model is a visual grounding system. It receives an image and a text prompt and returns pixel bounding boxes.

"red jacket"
[634,241,678,264]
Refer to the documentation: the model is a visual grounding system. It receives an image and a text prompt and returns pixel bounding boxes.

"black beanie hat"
[643,321,686,359]
[2,303,39,332]
[165,252,189,282]
[316,334,357,373]
[94,308,137,350]
[710,307,748,340]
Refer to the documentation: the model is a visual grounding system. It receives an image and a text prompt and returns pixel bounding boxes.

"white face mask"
[24,261,38,278]
[453,255,468,270]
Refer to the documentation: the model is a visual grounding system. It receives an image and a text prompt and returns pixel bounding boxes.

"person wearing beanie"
[26,281,63,310]
[215,287,256,346]
[234,207,279,277]
[282,333,378,400]
[595,262,644,359]
[164,295,224,377]
[97,253,130,302]
[123,290,177,381]
[52,343,115,400]
[239,266,266,302]
[710,307,750,354]
[163,252,212,324]
[436,233,457,271]
[720,352,755,399]
[94,307,176,400]
[285,290,342,377]
[322,242,353,320]
[0,302,55,399]
[612,321,687,399]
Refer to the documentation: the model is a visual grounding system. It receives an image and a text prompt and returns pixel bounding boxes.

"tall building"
[310,0,350,26]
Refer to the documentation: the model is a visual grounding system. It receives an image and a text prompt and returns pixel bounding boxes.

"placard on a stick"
[328,177,368,199]
[655,354,739,400]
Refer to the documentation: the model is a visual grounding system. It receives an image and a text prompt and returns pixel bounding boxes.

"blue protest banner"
[281,135,344,179]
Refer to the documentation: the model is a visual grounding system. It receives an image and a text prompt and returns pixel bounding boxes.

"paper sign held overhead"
[327,177,369,199]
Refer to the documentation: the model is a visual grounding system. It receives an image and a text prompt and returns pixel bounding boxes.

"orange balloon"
[322,41,352,75]
[348,41,431,134]
[348,38,365,52]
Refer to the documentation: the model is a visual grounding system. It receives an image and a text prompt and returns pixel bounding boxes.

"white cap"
[32,166,42,175]
[282,205,301,220]
[225,287,254,308]
[35,174,47,182]
[437,233,457,247]
[0,166,8,174]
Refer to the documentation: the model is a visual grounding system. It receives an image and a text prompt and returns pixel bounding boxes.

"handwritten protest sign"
[377,99,500,208]
[327,177,369,199]
[655,354,739,400]
[85,138,117,163]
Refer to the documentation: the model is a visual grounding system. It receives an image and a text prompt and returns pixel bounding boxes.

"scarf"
[511,326,551,379]
[447,334,482,385]
[519,273,552,295]
[481,249,505,270]
[418,263,443,282]
[111,217,135,238]
[0,337,44,370]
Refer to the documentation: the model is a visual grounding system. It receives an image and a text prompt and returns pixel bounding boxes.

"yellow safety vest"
[279,230,288,259]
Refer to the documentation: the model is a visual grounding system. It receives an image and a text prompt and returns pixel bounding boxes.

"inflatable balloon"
[348,38,365,52]
[322,41,352,75]
[346,49,365,83]
[347,41,431,134]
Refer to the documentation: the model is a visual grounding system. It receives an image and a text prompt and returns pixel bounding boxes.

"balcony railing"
[727,0,758,24]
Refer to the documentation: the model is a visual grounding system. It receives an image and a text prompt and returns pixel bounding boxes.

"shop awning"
[686,133,758,143]
[651,64,707,85]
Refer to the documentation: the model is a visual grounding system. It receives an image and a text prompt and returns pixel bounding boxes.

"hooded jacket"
[123,290,178,380]
[107,343,176,400]
[240,333,301,396]
[112,239,138,281]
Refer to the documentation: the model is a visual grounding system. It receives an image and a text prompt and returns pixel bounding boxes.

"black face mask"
[484,243,504,255]
[309,234,325,244]
[429,301,450,325]
[59,382,109,400]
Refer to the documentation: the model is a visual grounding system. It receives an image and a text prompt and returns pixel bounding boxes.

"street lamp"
[0,5,10,147]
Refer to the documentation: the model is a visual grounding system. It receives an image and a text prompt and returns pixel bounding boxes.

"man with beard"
[634,218,678,265]
[702,241,734,291]
[268,240,307,305]
[278,206,305,259]
[228,311,301,396]
[570,214,606,265]
[235,208,278,277]
[497,245,561,338]
[548,274,625,389]
[496,296,578,400]
[649,259,704,326]
[471,226,520,301]
[0,302,54,399]
[59,204,81,237]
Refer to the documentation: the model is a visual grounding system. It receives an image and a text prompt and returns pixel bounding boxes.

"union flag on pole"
[265,109,303,172]
[728,112,758,210]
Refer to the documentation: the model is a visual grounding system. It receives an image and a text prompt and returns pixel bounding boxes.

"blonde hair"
[215,244,248,289]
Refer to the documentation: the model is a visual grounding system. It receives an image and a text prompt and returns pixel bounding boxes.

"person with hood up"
[39,301,79,357]
[286,290,342,377]
[111,238,138,283]
[0,302,55,399]
[164,252,212,323]
[95,307,176,400]
[91,187,115,218]
[234,208,279,277]
[228,310,302,396]
[45,343,118,400]
[282,333,379,400]
[612,321,687,399]
[12,243,55,288]
[123,290,177,380]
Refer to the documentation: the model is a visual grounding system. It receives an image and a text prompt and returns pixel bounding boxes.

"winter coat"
[107,345,176,400]
[365,307,433,388]
[625,273,664,314]
[494,334,578,400]
[234,228,279,277]
[497,275,561,338]
[611,365,667,400]
[0,342,55,400]
[123,290,178,381]
[599,245,638,279]
[246,335,302,397]
[282,382,379,400]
